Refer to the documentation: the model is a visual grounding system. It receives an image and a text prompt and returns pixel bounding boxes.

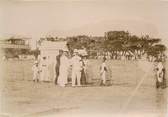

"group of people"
[32,49,166,88]
[32,49,90,87]
[55,49,88,87]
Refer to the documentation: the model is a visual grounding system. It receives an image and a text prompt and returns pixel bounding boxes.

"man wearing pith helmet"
[70,49,83,87]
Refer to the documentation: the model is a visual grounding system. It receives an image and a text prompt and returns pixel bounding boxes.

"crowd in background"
[92,50,167,62]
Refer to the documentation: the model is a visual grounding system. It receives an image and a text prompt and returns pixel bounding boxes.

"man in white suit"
[71,49,82,87]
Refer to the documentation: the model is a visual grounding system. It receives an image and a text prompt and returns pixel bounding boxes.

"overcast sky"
[1,0,168,47]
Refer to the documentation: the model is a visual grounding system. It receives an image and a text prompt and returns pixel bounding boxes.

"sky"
[1,0,168,48]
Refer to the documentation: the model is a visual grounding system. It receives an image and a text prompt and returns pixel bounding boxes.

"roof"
[0,38,31,41]
[39,41,68,51]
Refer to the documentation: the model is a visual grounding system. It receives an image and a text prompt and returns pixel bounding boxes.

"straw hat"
[34,61,38,64]
[74,49,78,53]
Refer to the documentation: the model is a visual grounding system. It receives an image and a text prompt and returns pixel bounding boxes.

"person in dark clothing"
[80,56,87,85]
[55,49,63,85]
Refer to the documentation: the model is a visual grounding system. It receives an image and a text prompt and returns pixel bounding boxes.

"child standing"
[100,57,107,86]
[32,61,40,82]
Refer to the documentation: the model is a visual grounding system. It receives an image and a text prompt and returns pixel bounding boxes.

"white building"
[38,40,68,81]
[39,41,68,58]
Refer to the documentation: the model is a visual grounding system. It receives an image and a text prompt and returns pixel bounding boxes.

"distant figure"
[156,60,164,88]
[2,56,6,61]
[71,49,83,87]
[32,61,40,82]
[55,50,63,85]
[100,57,107,86]
[40,57,49,82]
[57,50,69,87]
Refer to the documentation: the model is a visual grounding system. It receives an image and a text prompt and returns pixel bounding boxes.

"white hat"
[34,61,38,64]
[63,48,68,52]
[74,49,78,53]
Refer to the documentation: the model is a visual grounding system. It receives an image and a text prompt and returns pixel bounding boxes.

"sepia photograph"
[0,0,168,117]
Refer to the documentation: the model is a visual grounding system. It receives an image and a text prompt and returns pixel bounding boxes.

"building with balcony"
[0,37,31,59]
[0,38,30,49]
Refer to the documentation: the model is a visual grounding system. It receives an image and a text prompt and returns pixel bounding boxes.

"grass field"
[0,60,167,117]
[1,59,156,86]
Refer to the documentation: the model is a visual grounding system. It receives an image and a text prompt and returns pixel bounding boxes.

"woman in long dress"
[156,60,164,88]
[40,56,49,82]
[81,56,87,85]
[57,51,69,87]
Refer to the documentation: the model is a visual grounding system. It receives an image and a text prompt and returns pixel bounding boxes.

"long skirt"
[81,69,87,85]
[58,68,68,87]
[41,67,49,81]
[156,71,164,88]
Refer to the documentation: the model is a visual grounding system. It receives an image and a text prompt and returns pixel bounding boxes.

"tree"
[146,44,166,58]
[44,31,166,59]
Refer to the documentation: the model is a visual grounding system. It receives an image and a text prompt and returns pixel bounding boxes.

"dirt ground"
[0,60,167,117]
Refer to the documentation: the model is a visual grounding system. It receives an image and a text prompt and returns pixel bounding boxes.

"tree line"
[5,30,166,60]
[66,31,166,59]
[37,30,167,61]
